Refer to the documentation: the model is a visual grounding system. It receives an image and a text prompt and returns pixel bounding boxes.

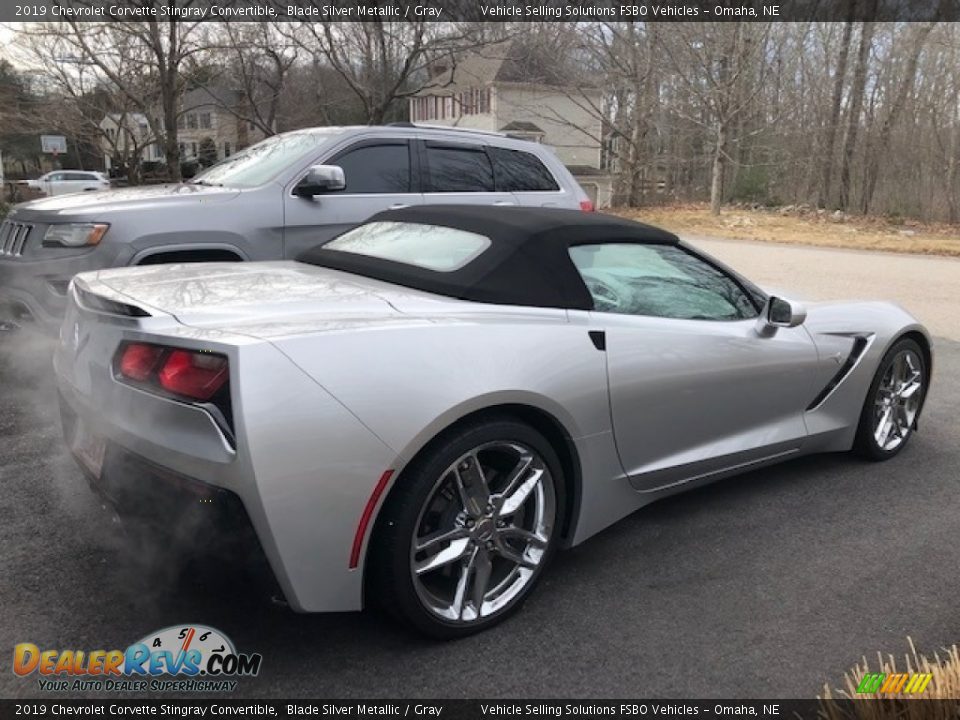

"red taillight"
[119,343,164,381]
[158,350,228,401]
[580,199,595,212]
[117,342,228,402]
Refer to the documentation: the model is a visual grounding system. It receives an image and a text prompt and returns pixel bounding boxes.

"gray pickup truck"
[0,124,591,332]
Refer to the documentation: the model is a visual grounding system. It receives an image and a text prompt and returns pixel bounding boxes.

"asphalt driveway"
[1,239,957,699]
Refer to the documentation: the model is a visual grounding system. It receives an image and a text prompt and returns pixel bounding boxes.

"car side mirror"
[757,296,806,335]
[294,165,346,197]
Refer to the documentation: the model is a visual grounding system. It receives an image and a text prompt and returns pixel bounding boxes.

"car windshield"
[190,131,336,188]
[324,221,492,272]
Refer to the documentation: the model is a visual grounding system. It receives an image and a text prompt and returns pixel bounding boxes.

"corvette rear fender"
[269,319,642,550]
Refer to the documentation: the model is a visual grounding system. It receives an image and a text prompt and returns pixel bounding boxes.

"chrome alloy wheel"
[409,441,556,624]
[873,348,924,452]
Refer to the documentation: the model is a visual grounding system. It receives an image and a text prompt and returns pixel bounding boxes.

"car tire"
[369,416,564,639]
[854,337,927,461]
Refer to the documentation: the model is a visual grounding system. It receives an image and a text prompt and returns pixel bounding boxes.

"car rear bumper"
[61,391,266,558]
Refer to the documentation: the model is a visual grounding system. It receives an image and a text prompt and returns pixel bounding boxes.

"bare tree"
[660,23,774,214]
[15,19,212,182]
[838,13,877,211]
[278,22,479,124]
[818,12,855,208]
[202,23,297,137]
[860,22,935,214]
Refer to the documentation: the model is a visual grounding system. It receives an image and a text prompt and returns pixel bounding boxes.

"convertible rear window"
[324,221,491,272]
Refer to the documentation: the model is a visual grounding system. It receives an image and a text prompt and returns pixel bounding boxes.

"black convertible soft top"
[297,205,680,310]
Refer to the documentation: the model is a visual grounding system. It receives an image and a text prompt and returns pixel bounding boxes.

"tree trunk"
[839,18,876,211]
[710,124,727,215]
[818,15,855,208]
[948,104,959,224]
[161,86,181,182]
[860,24,933,215]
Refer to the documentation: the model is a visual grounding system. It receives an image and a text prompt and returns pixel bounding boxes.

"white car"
[27,170,110,197]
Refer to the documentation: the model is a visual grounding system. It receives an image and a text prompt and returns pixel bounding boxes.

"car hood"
[11,183,240,221]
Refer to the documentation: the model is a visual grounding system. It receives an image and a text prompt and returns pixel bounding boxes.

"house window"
[177,116,185,130]
[478,88,491,114]
[200,113,211,129]
[224,141,231,158]
[187,114,198,130]
[191,142,197,157]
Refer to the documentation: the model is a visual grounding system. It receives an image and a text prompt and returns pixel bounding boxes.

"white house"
[409,41,613,207]
[99,112,163,173]
[99,86,270,175]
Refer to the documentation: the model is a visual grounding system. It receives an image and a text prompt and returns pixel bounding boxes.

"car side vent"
[806,335,870,411]
[76,286,151,318]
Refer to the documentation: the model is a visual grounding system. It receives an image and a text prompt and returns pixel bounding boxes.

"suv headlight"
[43,223,109,248]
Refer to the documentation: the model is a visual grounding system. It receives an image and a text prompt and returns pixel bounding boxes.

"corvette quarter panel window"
[489,148,560,192]
[569,244,758,320]
[425,143,494,193]
[330,143,411,194]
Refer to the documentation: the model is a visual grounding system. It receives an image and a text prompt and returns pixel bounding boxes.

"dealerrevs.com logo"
[13,624,262,693]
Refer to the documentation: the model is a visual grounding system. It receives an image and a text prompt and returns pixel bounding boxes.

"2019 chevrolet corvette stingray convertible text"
[54,206,931,637]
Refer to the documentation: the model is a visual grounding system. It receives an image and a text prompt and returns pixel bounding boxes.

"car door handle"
[388,203,409,210]
[493,200,516,206]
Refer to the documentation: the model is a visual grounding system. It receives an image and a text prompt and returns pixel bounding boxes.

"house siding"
[494,85,602,168]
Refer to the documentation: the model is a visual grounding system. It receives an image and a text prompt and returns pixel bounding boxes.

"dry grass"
[819,638,960,719]
[608,204,960,257]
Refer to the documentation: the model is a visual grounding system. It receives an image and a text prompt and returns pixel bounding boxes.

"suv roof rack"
[395,122,506,138]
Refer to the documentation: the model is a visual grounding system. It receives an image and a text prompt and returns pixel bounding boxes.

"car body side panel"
[264,310,635,550]
[800,301,932,452]
[268,313,612,453]
[595,313,820,491]
[229,343,399,612]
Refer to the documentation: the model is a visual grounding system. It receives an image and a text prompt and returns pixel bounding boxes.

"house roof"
[182,85,242,112]
[416,40,589,95]
[566,165,610,177]
[499,121,545,134]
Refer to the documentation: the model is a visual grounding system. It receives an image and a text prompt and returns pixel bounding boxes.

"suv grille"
[0,220,33,257]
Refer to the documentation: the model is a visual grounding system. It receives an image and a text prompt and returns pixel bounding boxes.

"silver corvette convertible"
[54,206,931,637]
